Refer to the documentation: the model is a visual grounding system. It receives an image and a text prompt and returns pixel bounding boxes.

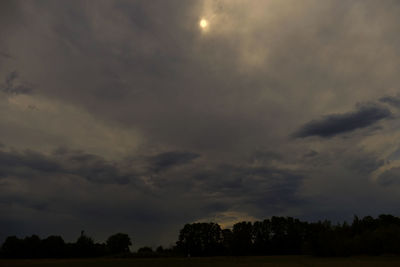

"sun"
[199,18,208,29]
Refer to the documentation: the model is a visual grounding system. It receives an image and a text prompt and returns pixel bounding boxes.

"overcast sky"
[2,0,400,248]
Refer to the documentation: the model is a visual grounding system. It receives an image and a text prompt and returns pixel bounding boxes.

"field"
[2,256,400,267]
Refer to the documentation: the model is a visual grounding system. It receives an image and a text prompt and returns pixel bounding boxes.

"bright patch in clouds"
[199,18,208,29]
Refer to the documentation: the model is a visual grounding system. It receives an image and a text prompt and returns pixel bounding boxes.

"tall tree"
[106,233,132,254]
[177,222,222,256]
[232,221,253,255]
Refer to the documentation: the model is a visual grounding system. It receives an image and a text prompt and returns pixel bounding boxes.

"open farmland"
[2,256,400,267]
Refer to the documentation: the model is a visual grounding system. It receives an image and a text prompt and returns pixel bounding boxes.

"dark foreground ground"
[2,256,400,267]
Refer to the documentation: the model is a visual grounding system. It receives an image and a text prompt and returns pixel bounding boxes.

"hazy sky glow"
[2,0,400,248]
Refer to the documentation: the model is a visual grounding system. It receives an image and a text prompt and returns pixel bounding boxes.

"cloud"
[149,151,200,173]
[380,96,400,108]
[0,148,134,185]
[294,105,392,138]
[0,71,33,95]
[0,149,61,174]
[377,167,400,186]
[345,152,384,176]
[193,164,304,216]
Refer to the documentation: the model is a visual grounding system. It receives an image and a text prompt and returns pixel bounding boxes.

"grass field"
[2,256,400,267]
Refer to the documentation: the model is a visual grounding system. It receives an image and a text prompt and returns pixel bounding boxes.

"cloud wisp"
[294,105,392,138]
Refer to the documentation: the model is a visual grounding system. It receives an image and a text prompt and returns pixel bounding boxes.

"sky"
[2,0,400,248]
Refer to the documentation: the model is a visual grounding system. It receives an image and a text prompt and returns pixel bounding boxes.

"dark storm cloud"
[149,151,200,173]
[294,105,392,138]
[250,150,282,163]
[194,164,304,215]
[345,152,384,175]
[54,149,134,184]
[0,71,33,94]
[0,149,61,174]
[242,167,304,212]
[378,167,400,186]
[0,148,133,184]
[380,96,400,108]
[0,147,203,185]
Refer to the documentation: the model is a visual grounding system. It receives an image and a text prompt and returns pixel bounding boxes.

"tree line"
[2,214,400,258]
[176,215,400,257]
[0,231,131,258]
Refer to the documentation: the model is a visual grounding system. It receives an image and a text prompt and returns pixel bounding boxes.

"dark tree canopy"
[232,221,253,255]
[74,232,106,257]
[2,214,400,258]
[0,232,129,258]
[175,215,400,257]
[41,236,66,258]
[1,236,23,258]
[176,222,223,256]
[106,233,132,254]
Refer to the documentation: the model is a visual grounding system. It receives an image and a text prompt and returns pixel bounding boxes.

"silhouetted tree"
[232,221,253,255]
[23,235,41,258]
[221,229,233,255]
[136,246,155,257]
[4,214,400,258]
[106,233,131,255]
[1,236,23,258]
[253,220,271,255]
[177,222,223,256]
[75,232,96,257]
[156,245,164,254]
[41,235,66,258]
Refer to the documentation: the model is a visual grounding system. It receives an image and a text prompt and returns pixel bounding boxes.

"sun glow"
[199,18,208,29]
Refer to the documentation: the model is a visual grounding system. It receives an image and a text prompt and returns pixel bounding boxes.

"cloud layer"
[2,0,400,248]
